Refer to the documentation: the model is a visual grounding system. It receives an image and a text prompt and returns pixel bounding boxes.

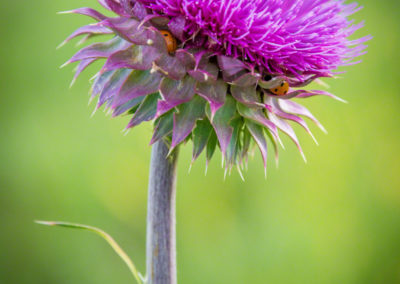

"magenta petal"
[196,79,227,116]
[157,76,196,117]
[103,45,161,71]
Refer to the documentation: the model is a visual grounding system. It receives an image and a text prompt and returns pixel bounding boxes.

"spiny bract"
[61,0,369,174]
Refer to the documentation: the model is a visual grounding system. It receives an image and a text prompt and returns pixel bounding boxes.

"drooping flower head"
[61,0,369,174]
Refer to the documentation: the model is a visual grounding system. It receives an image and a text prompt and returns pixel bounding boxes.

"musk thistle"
[61,0,369,173]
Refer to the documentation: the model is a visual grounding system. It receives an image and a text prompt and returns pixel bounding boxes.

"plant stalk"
[146,141,178,284]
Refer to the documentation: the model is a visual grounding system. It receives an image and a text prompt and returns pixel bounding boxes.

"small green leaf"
[208,96,237,155]
[245,120,268,170]
[151,111,174,144]
[206,131,218,165]
[171,96,206,149]
[35,221,144,284]
[225,117,243,169]
[192,119,213,161]
[241,125,252,165]
[128,92,160,128]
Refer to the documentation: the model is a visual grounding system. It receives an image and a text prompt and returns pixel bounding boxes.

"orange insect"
[159,30,177,53]
[269,80,289,96]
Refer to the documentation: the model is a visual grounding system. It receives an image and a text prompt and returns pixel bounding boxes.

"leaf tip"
[35,220,56,226]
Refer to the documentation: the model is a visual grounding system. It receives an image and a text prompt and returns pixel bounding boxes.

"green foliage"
[35,221,144,284]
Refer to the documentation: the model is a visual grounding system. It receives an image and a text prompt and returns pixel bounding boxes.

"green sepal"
[206,130,218,165]
[225,116,244,169]
[127,92,159,128]
[245,119,268,170]
[151,110,174,144]
[192,118,213,162]
[240,125,252,166]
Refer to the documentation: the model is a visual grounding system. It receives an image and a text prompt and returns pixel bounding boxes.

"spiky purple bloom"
[138,0,369,78]
[61,0,369,173]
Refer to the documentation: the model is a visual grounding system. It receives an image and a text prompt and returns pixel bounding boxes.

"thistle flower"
[61,0,369,173]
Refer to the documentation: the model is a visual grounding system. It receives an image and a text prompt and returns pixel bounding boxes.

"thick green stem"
[146,141,178,284]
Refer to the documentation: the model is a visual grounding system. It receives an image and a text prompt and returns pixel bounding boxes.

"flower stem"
[146,141,179,284]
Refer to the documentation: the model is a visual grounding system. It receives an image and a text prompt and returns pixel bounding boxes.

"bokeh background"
[1,0,399,283]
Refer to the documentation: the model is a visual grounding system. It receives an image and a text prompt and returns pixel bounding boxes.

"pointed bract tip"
[60,61,70,69]
[300,151,307,163]
[90,107,98,118]
[88,96,95,106]
[76,35,92,47]
[315,79,330,89]
[167,146,176,157]
[89,73,99,83]
[275,157,279,168]
[122,128,131,136]
[318,123,328,134]
[35,220,56,226]
[56,41,67,50]
[279,138,285,150]
[308,131,319,146]
[236,165,245,181]
[57,10,74,15]
[69,78,76,89]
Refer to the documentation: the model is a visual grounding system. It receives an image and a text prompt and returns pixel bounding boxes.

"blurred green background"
[1,0,399,283]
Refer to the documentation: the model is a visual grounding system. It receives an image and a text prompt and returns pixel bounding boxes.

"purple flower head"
[134,0,368,79]
[60,0,369,174]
